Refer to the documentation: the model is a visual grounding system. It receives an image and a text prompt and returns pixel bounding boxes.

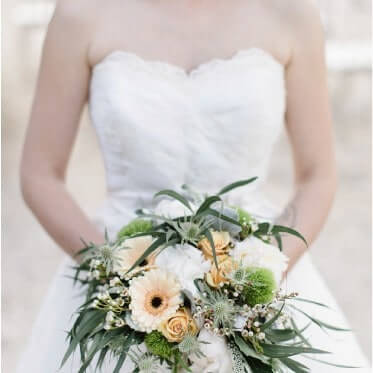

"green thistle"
[242,267,276,306]
[178,334,203,357]
[117,218,153,240]
[170,215,211,245]
[201,286,238,330]
[136,354,160,373]
[109,334,132,356]
[229,263,250,286]
[88,243,123,276]
[144,331,174,360]
[130,349,161,373]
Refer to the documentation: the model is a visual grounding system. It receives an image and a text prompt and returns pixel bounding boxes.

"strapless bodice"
[89,48,286,236]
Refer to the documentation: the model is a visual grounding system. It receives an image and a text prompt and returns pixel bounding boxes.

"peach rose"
[198,231,231,261]
[206,255,237,288]
[159,308,198,342]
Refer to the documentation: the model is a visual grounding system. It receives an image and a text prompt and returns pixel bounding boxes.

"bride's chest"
[89,50,286,154]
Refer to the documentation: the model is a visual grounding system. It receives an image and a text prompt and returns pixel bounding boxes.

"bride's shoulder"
[52,0,103,28]
[270,0,325,52]
[273,0,323,34]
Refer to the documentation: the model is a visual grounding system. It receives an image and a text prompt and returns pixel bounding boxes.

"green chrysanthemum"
[242,267,276,306]
[145,331,174,360]
[117,219,153,240]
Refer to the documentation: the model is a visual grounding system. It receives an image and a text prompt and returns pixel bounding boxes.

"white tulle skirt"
[16,250,370,373]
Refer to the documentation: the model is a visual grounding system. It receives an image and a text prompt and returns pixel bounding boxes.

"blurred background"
[2,0,372,371]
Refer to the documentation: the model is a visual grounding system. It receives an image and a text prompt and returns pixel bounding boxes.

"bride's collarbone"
[87,1,291,69]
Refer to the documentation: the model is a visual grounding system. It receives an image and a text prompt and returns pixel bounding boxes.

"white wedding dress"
[17,49,370,372]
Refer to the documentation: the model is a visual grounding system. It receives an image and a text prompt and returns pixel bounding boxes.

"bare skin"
[20,0,336,270]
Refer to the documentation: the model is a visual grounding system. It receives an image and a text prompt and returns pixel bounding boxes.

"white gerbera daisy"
[155,244,210,297]
[114,236,156,274]
[128,269,182,332]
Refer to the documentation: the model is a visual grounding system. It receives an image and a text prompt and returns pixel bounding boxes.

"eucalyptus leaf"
[126,236,167,274]
[206,202,242,235]
[279,357,310,372]
[154,190,193,211]
[290,318,312,347]
[289,304,350,332]
[271,225,308,247]
[290,297,331,309]
[261,302,285,330]
[203,229,219,269]
[203,208,242,227]
[195,195,222,215]
[246,356,273,373]
[266,329,298,343]
[303,355,362,369]
[217,177,258,196]
[261,343,329,358]
[61,310,106,367]
[233,335,269,364]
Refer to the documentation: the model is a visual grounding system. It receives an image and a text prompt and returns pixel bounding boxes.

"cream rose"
[198,231,231,261]
[159,308,198,342]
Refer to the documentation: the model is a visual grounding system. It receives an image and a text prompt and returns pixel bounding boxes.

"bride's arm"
[20,1,104,257]
[279,3,337,272]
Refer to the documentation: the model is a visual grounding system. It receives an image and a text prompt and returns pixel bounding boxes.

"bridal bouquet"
[62,178,348,373]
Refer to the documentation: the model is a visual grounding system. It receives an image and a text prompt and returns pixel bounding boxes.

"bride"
[18,0,369,371]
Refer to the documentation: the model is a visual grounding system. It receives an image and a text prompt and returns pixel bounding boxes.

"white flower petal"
[189,330,232,373]
[155,244,210,297]
[232,236,288,284]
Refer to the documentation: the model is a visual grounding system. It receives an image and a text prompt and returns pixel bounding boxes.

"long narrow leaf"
[233,335,269,363]
[113,350,128,373]
[290,297,331,309]
[196,196,221,215]
[113,332,136,373]
[303,356,362,369]
[135,210,175,225]
[289,304,350,332]
[78,332,104,373]
[61,311,105,367]
[261,302,285,330]
[261,343,330,358]
[279,357,310,372]
[273,233,283,251]
[204,229,219,269]
[290,318,312,347]
[96,346,109,370]
[204,208,241,227]
[246,357,273,373]
[154,190,193,211]
[218,177,258,195]
[271,225,308,246]
[266,329,297,343]
[126,236,166,274]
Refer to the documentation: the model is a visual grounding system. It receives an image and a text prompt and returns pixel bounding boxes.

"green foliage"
[235,207,252,225]
[117,219,153,240]
[217,177,258,195]
[145,331,174,360]
[242,268,276,306]
[63,177,344,372]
